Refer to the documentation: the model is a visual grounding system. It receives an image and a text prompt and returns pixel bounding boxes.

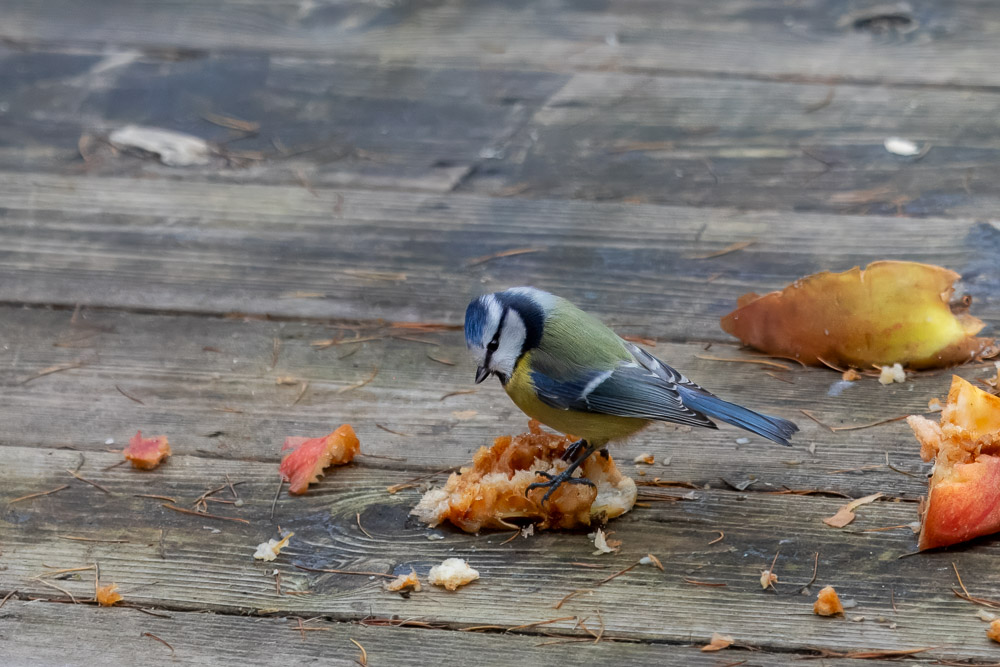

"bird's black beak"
[475,366,490,384]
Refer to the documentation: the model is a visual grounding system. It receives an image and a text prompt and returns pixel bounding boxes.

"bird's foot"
[560,438,588,462]
[526,470,596,505]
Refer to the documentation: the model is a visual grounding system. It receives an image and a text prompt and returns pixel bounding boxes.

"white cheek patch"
[490,310,526,377]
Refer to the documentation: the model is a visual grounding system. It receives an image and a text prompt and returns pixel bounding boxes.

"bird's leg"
[560,438,587,462]
[527,439,598,505]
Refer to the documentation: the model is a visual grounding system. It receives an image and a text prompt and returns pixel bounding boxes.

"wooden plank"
[7,48,1000,217]
[0,48,567,192]
[1,444,996,661]
[462,71,1000,218]
[1,173,998,340]
[0,602,910,666]
[0,305,977,497]
[4,1,1000,87]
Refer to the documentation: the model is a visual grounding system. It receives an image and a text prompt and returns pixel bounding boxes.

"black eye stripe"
[484,308,508,361]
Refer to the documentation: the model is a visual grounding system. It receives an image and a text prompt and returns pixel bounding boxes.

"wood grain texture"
[1,173,998,340]
[461,71,1000,218]
[0,48,567,192]
[0,305,983,498]
[1,444,998,662]
[4,0,1000,87]
[7,48,1000,217]
[0,602,913,667]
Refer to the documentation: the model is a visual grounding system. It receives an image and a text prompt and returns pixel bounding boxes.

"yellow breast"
[504,353,648,445]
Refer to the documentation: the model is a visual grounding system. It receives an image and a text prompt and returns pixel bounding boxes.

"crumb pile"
[412,420,637,532]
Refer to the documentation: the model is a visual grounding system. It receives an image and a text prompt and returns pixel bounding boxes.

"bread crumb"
[883,137,921,156]
[633,453,655,464]
[989,620,1000,643]
[253,532,293,561]
[385,569,421,593]
[814,585,844,616]
[878,363,906,385]
[428,558,479,590]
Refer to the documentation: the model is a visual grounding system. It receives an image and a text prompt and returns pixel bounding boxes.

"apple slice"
[721,261,995,369]
[908,376,1000,550]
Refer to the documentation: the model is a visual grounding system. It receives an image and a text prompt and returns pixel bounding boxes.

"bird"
[464,286,799,503]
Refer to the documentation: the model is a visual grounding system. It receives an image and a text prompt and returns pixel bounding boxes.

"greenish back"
[538,297,631,373]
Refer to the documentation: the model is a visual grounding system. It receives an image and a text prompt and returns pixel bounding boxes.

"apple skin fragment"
[123,431,171,470]
[908,376,1000,550]
[720,261,995,369]
[279,424,360,495]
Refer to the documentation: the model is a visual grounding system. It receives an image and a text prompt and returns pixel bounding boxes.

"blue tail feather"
[676,387,798,446]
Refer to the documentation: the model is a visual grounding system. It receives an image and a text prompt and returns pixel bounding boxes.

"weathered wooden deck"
[3,1,1000,664]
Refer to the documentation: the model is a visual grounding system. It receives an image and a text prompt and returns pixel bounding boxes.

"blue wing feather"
[530,341,798,445]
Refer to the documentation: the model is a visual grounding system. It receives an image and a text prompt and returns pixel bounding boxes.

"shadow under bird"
[464,287,799,503]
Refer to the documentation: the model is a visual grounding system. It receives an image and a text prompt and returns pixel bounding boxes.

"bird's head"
[464,287,549,385]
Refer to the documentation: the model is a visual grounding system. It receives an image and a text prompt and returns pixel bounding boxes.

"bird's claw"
[560,439,587,462]
[526,471,596,505]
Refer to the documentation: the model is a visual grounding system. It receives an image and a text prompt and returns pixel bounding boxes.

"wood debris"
[823,493,882,528]
[694,354,791,370]
[688,240,755,260]
[19,361,85,385]
[142,633,176,658]
[162,503,250,524]
[8,485,70,505]
[464,247,542,267]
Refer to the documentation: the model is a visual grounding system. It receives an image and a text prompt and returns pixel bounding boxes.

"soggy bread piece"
[412,420,637,532]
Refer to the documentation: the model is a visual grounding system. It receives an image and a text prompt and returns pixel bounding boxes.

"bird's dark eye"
[486,332,500,352]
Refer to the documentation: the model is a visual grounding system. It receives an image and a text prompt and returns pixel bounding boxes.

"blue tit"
[464,286,798,502]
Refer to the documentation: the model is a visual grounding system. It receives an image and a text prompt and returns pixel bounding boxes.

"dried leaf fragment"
[760,569,778,589]
[721,261,995,369]
[108,125,211,166]
[823,493,882,528]
[908,376,1000,550]
[96,583,122,607]
[814,585,844,616]
[590,528,621,555]
[428,558,479,590]
[701,632,734,652]
[385,569,421,593]
[639,554,664,570]
[253,532,293,561]
[123,431,171,470]
[279,425,360,495]
[633,453,655,464]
